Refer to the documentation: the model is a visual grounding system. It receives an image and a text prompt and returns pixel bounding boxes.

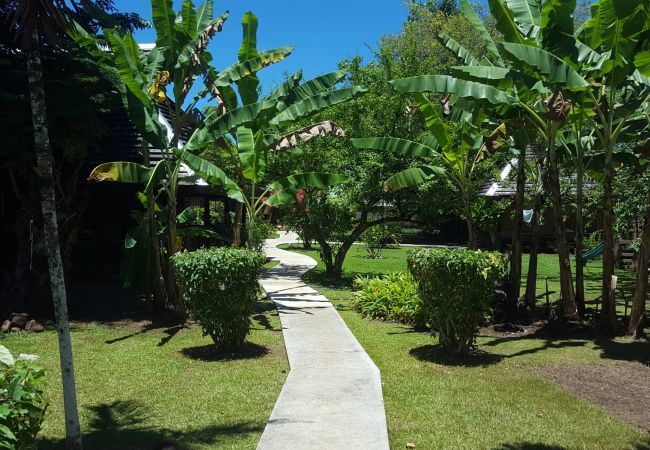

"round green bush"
[408,248,507,355]
[0,345,48,450]
[173,247,266,350]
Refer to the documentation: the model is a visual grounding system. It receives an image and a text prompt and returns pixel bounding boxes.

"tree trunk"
[26,35,83,450]
[547,134,576,316]
[628,199,650,337]
[599,147,617,334]
[575,138,586,316]
[232,202,243,247]
[509,147,526,306]
[525,195,543,311]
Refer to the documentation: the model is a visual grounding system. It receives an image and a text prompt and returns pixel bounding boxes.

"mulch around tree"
[537,361,650,431]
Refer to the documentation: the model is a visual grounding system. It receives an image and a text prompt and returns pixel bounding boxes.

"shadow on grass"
[482,321,650,365]
[493,444,567,450]
[180,342,268,362]
[37,399,263,450]
[410,344,504,367]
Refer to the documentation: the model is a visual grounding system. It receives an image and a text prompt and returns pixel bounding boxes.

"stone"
[10,313,29,328]
[25,319,36,332]
[1,320,10,333]
[32,322,45,333]
[406,444,416,449]
[10,327,22,333]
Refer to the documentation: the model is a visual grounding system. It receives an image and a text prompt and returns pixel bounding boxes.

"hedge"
[408,248,507,355]
[173,247,266,349]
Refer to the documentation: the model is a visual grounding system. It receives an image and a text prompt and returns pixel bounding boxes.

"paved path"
[257,232,390,450]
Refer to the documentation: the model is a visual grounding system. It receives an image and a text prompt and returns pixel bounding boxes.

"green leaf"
[179,151,243,202]
[267,70,303,101]
[88,162,152,183]
[391,75,516,105]
[143,46,166,84]
[144,159,171,192]
[460,0,502,62]
[0,424,16,443]
[214,46,294,87]
[237,11,261,105]
[195,0,214,32]
[181,0,197,36]
[176,11,229,67]
[187,101,274,149]
[414,93,451,148]
[436,31,481,67]
[270,86,367,126]
[269,172,350,190]
[501,42,591,90]
[105,30,148,104]
[488,0,526,44]
[541,0,577,58]
[0,346,14,367]
[451,65,511,82]
[584,0,646,86]
[237,127,265,182]
[384,166,446,190]
[264,190,295,207]
[351,137,437,157]
[152,0,177,58]
[506,0,542,38]
[281,70,349,106]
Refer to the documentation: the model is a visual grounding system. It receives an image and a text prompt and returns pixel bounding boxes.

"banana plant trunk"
[599,147,617,334]
[26,33,83,450]
[142,141,167,312]
[547,131,576,317]
[525,194,543,311]
[463,193,478,250]
[165,191,184,321]
[233,203,243,247]
[628,198,650,337]
[509,148,526,307]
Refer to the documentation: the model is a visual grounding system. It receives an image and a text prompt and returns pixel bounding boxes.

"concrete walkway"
[257,232,390,450]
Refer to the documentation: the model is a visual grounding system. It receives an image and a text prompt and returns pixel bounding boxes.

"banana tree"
[179,11,366,248]
[72,1,295,319]
[497,0,650,331]
[352,94,498,250]
[430,0,602,316]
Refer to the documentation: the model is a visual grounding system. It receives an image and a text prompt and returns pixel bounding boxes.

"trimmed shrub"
[173,247,265,349]
[0,346,48,449]
[361,225,399,259]
[408,248,507,355]
[353,272,424,327]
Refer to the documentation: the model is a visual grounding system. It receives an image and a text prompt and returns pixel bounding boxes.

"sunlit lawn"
[282,243,650,449]
[1,301,288,450]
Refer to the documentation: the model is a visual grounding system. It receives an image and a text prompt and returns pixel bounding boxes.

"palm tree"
[8,1,82,448]
[10,0,82,450]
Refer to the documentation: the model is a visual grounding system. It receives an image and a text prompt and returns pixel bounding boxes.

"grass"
[279,243,641,314]
[281,243,650,449]
[1,300,288,450]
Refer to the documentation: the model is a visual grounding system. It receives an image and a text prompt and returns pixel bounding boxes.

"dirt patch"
[538,361,650,431]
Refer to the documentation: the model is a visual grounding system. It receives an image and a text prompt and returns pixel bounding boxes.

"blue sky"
[113,0,408,95]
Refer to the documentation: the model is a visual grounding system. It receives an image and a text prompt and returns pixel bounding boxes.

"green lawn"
[280,244,640,313]
[281,243,650,449]
[1,300,288,449]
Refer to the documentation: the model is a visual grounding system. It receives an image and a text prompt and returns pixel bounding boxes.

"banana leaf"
[88,161,153,183]
[391,75,516,105]
[351,137,437,157]
[270,86,367,126]
[384,165,446,190]
[501,42,590,90]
